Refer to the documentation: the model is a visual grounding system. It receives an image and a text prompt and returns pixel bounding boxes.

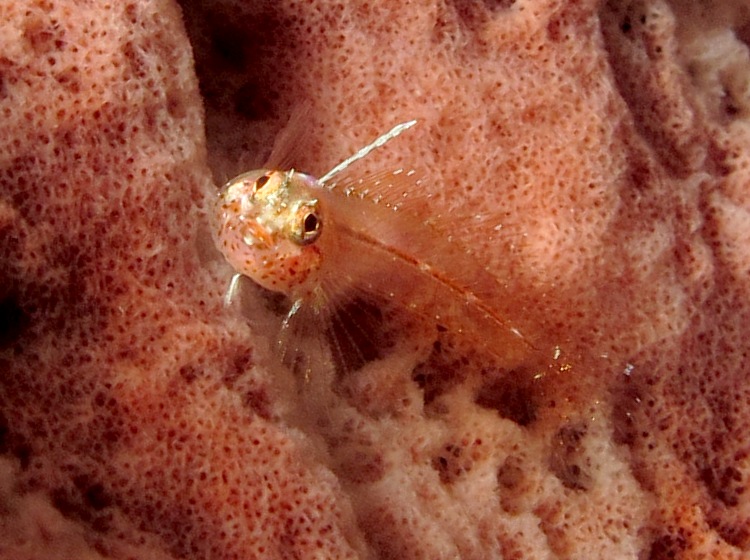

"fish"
[213,116,538,382]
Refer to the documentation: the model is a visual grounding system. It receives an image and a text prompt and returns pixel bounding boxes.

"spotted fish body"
[214,121,535,378]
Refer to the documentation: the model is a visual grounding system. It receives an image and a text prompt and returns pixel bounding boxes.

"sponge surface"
[1,1,749,558]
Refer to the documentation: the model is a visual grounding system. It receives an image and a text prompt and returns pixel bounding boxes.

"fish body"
[214,123,535,378]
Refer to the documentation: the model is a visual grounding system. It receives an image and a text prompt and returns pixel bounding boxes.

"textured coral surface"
[1,0,750,558]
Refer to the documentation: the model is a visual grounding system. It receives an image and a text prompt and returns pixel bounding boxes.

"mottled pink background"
[1,1,749,558]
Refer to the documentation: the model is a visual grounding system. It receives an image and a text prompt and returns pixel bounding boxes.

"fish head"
[215,169,325,294]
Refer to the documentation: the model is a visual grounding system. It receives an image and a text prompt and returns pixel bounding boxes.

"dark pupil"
[304,213,319,233]
[255,174,270,190]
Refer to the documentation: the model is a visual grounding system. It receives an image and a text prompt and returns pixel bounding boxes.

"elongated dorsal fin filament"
[319,120,418,183]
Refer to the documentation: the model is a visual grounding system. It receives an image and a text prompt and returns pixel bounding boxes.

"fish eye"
[300,211,321,244]
[304,212,319,234]
[292,203,322,245]
[255,174,271,190]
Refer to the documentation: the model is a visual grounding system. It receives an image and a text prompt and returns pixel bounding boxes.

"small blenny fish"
[214,119,535,378]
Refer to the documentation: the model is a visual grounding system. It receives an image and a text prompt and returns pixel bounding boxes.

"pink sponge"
[1,0,749,558]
